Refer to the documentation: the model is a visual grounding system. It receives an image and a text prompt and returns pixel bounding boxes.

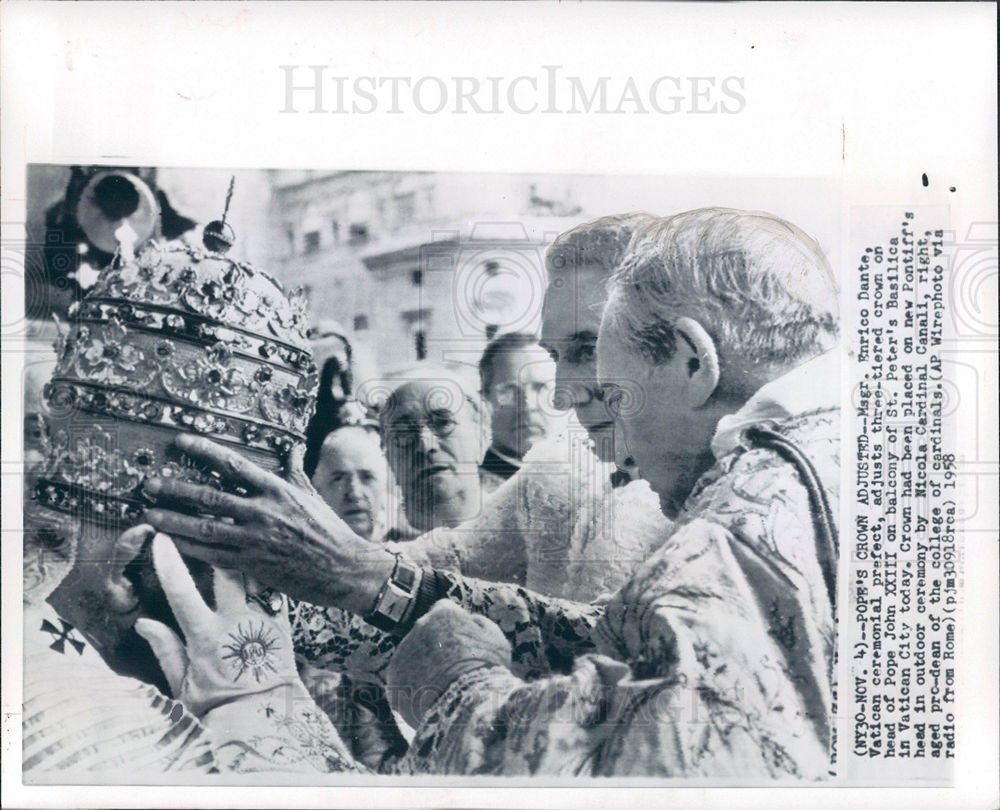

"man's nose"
[520,386,544,412]
[343,474,363,500]
[416,424,440,454]
[612,420,634,471]
[552,366,575,411]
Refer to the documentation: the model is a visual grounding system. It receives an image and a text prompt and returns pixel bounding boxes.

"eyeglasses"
[385,409,460,443]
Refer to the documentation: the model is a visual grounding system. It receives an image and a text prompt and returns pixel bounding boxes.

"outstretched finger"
[150,533,215,634]
[174,434,282,495]
[143,478,257,522]
[170,534,244,572]
[110,523,156,575]
[143,508,249,550]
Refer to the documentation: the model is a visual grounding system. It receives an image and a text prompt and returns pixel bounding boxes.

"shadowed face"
[312,426,388,539]
[380,379,486,531]
[44,519,211,692]
[540,261,619,462]
[596,301,714,518]
[483,344,557,460]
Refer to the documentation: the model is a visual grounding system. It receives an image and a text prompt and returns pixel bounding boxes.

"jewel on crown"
[35,197,318,527]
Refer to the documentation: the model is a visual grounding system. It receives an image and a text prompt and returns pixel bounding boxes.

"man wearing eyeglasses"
[478,333,558,487]
[378,367,493,534]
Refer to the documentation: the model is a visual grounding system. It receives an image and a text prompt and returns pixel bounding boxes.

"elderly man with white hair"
[144,207,841,778]
[387,207,841,777]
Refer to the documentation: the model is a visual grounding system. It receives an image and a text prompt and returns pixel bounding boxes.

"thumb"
[283,441,313,491]
[135,618,188,696]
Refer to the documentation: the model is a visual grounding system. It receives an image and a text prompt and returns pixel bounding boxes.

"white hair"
[368,362,486,425]
[604,207,839,397]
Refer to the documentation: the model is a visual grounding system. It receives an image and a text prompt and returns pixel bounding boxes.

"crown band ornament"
[35,233,317,527]
[34,423,225,524]
[71,299,314,370]
[44,380,303,454]
[49,321,314,433]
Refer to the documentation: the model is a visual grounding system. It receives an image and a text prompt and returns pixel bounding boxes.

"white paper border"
[3,2,996,808]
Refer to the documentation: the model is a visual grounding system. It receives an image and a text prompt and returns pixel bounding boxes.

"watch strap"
[407,567,448,627]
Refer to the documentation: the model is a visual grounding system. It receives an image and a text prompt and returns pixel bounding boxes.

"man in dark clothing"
[478,332,557,486]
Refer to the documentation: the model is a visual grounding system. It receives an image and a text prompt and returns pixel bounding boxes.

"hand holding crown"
[135,533,299,716]
[142,434,396,618]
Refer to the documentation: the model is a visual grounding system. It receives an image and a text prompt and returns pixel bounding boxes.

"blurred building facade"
[264,170,591,385]
[23,164,598,397]
[21,165,839,456]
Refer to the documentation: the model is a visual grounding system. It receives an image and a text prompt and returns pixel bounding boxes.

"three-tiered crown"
[35,238,317,526]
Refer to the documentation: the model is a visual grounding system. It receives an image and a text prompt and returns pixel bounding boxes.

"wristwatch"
[365,552,445,635]
[365,553,422,632]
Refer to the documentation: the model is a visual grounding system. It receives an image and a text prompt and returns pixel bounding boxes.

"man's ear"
[480,392,495,422]
[673,316,719,408]
[481,412,493,454]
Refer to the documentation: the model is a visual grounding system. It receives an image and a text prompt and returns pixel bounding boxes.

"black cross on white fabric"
[40,618,87,655]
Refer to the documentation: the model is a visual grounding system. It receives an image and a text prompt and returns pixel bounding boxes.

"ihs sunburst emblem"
[221,622,281,683]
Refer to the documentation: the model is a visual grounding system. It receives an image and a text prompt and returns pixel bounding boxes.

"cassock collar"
[710,350,841,460]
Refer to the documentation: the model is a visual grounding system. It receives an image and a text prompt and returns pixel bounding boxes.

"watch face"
[382,586,411,622]
[393,561,417,590]
[373,561,420,625]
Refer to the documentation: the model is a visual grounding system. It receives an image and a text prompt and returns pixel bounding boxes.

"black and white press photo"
[2,3,996,809]
[20,167,844,780]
